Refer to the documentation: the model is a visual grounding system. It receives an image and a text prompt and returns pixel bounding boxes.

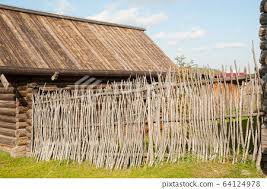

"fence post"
[146,86,154,165]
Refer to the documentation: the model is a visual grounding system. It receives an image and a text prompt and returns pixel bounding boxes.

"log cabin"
[0,4,174,156]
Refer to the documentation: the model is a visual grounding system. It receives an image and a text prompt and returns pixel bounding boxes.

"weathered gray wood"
[260,50,267,64]
[0,114,16,123]
[16,129,27,137]
[0,127,16,137]
[0,74,10,90]
[16,122,28,129]
[30,70,262,169]
[0,121,16,129]
[16,113,27,121]
[0,134,16,146]
[261,0,267,13]
[260,13,267,25]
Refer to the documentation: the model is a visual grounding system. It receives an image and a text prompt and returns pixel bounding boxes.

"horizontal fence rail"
[32,69,263,169]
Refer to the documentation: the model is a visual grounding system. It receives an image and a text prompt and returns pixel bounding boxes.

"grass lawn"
[0,151,264,178]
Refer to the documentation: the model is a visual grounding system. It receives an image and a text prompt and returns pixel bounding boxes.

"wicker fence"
[31,70,263,169]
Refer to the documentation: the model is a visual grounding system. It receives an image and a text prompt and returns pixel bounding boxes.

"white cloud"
[54,0,73,14]
[176,48,183,54]
[215,42,246,49]
[88,6,168,28]
[154,28,206,46]
[193,46,209,52]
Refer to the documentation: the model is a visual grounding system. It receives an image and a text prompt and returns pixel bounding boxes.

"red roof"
[215,72,247,78]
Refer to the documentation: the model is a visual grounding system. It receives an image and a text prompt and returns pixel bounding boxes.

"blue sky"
[0,0,261,70]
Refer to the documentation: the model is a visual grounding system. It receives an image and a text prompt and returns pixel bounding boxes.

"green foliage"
[174,55,221,75]
[175,55,197,68]
[0,151,264,178]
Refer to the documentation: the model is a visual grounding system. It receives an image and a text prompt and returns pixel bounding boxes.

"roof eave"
[0,67,164,77]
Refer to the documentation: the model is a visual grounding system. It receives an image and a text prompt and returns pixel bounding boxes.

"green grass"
[0,151,264,178]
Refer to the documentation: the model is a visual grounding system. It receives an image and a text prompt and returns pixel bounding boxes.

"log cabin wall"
[0,84,16,152]
[25,85,33,155]
[0,82,35,156]
[260,0,267,173]
[14,85,29,156]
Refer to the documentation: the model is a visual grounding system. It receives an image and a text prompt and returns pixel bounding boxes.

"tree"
[175,55,197,68]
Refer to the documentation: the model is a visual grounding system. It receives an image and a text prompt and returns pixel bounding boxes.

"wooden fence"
[31,69,263,169]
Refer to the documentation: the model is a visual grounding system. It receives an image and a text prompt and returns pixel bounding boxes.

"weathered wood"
[17,137,28,146]
[0,127,16,137]
[0,121,16,129]
[261,0,267,13]
[0,100,16,108]
[0,94,15,101]
[260,13,267,25]
[16,113,27,120]
[17,86,28,91]
[10,146,27,157]
[260,41,267,50]
[0,114,16,123]
[16,122,28,129]
[260,153,267,163]
[260,0,267,173]
[0,134,16,146]
[0,87,14,93]
[26,111,32,117]
[17,106,28,114]
[26,126,32,133]
[26,119,32,125]
[27,104,32,109]
[0,107,16,116]
[31,70,262,168]
[17,91,27,97]
[259,26,267,38]
[16,129,27,137]
[260,50,267,64]
[0,74,10,90]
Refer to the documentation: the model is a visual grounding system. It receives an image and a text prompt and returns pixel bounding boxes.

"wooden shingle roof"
[0,4,174,76]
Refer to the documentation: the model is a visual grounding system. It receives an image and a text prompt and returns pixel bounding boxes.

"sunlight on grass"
[0,151,264,178]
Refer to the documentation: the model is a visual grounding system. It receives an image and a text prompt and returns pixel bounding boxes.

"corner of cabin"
[0,82,32,157]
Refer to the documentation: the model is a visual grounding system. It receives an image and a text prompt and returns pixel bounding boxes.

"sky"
[0,0,261,70]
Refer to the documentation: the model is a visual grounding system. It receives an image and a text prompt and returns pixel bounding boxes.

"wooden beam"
[0,121,16,129]
[0,74,9,90]
[0,127,16,137]
[0,134,16,146]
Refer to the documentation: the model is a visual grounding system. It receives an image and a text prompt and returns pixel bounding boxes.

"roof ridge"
[0,3,146,31]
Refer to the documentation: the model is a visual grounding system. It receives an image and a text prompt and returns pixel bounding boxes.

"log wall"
[25,84,34,155]
[0,83,34,156]
[15,85,30,156]
[0,83,18,155]
[260,0,267,173]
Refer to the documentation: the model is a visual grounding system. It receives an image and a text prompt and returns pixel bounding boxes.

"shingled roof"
[0,4,174,76]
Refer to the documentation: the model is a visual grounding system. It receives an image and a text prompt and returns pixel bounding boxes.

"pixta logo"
[74,76,102,90]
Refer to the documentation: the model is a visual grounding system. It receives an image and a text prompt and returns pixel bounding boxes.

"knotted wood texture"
[31,70,262,169]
